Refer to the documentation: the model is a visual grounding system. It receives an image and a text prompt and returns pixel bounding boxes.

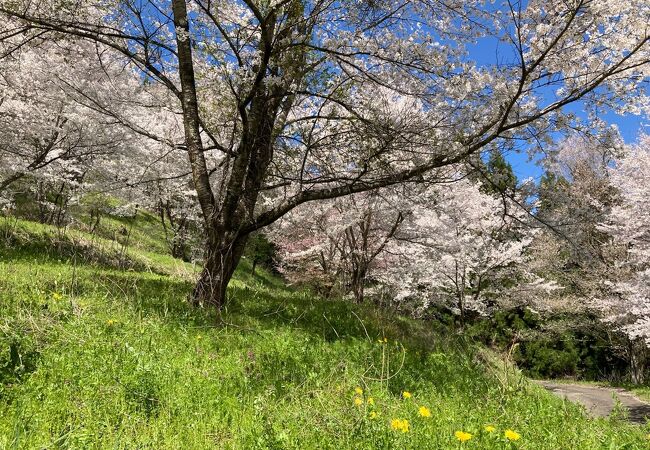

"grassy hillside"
[1,216,649,449]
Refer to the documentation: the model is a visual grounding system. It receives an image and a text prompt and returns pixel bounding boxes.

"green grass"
[1,217,649,449]
[630,387,650,404]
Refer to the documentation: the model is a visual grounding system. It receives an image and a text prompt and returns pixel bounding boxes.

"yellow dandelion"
[369,411,378,419]
[418,406,432,418]
[107,319,115,326]
[354,397,363,406]
[354,387,363,395]
[484,425,496,433]
[390,418,410,433]
[52,292,63,301]
[504,429,521,441]
[455,431,472,443]
[402,391,412,399]
[196,335,202,340]
[367,397,374,405]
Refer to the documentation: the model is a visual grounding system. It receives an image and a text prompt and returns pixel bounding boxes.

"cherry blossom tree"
[272,190,403,302]
[151,179,201,261]
[0,36,188,225]
[1,30,209,236]
[0,40,130,203]
[376,178,534,324]
[272,167,547,319]
[528,133,623,302]
[598,135,650,357]
[1,0,647,309]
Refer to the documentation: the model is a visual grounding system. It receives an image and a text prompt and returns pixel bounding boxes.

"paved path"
[538,381,650,424]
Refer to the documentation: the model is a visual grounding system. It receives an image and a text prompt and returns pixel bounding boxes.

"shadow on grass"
[61,261,465,360]
[0,225,154,274]
[222,282,491,399]
[2,224,488,401]
[1,218,446,346]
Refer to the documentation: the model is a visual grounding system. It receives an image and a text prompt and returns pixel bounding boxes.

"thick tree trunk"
[191,232,248,308]
[173,0,242,310]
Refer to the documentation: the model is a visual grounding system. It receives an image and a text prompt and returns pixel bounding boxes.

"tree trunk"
[191,232,248,308]
[171,0,215,228]
[90,209,101,233]
[353,281,365,304]
[458,292,466,329]
[173,0,245,310]
[629,340,647,385]
[351,265,367,304]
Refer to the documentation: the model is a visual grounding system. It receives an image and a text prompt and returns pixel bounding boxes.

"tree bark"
[171,0,215,229]
[191,232,248,308]
[629,340,647,385]
[173,0,243,308]
[352,266,367,304]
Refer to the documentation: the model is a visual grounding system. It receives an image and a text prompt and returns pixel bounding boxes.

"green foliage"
[537,171,571,216]
[468,307,540,348]
[243,232,278,274]
[484,150,518,195]
[515,335,580,378]
[469,308,629,381]
[1,218,648,449]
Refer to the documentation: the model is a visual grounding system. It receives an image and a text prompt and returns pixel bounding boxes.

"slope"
[0,216,648,449]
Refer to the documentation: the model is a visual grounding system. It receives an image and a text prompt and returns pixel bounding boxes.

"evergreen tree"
[485,151,518,196]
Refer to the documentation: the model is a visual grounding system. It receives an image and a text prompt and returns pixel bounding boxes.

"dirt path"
[538,381,650,424]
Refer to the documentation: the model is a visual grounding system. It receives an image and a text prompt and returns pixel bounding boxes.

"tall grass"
[1,218,648,449]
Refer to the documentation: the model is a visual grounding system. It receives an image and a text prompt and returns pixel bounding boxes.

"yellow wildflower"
[354,387,363,395]
[52,292,63,301]
[107,319,115,326]
[367,397,374,405]
[354,397,363,406]
[418,406,431,418]
[369,411,378,419]
[455,431,472,443]
[504,429,520,441]
[402,391,412,399]
[197,335,202,340]
[484,425,496,433]
[390,418,410,433]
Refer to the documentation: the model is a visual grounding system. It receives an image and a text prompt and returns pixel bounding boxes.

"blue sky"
[466,32,647,183]
[505,112,648,183]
